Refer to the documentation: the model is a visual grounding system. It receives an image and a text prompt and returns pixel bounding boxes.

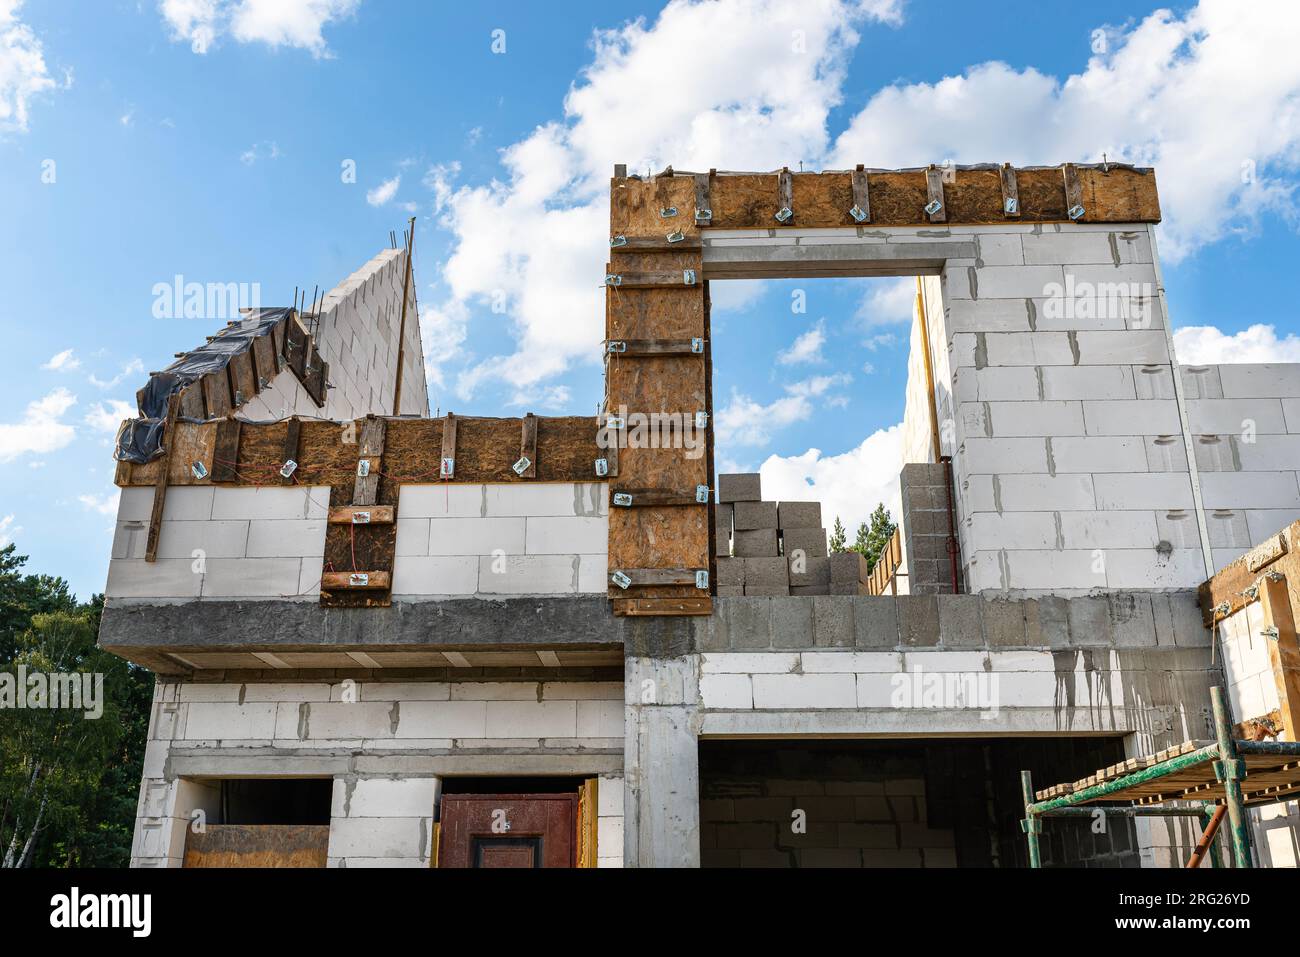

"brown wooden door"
[438,794,578,868]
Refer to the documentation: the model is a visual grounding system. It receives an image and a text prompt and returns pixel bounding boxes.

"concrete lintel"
[702,239,975,280]
[700,708,1141,738]
[167,748,622,780]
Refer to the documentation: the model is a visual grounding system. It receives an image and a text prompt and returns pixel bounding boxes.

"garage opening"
[182,777,333,867]
[699,738,1137,868]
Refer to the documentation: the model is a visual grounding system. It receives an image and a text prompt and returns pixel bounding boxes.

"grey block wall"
[900,462,960,594]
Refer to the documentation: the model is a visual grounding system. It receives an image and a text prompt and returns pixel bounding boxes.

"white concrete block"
[1236,435,1300,471]
[332,777,436,819]
[427,517,527,556]
[983,332,1077,366]
[961,437,1048,474]
[1218,364,1300,399]
[1093,473,1194,510]
[211,486,328,520]
[1058,511,1159,549]
[106,558,203,598]
[699,674,754,709]
[154,520,251,560]
[751,674,857,709]
[397,484,485,519]
[1201,471,1300,510]
[801,652,902,673]
[394,519,430,556]
[477,555,580,594]
[525,516,607,555]
[1050,436,1148,472]
[1073,330,1168,365]
[162,486,217,521]
[1039,366,1136,401]
[598,775,624,817]
[183,702,277,740]
[577,555,608,593]
[1000,550,1106,590]
[968,512,1059,550]
[1021,231,1121,265]
[1102,549,1204,589]
[485,483,596,517]
[946,299,1034,334]
[391,556,478,596]
[963,400,1083,438]
[1188,398,1287,435]
[397,700,488,738]
[701,653,800,674]
[1246,509,1300,544]
[200,558,303,598]
[484,700,577,738]
[953,367,1040,402]
[969,265,1064,299]
[576,699,624,737]
[990,474,1098,511]
[327,817,426,859]
[245,519,327,558]
[975,233,1023,266]
[447,682,538,701]
[1082,399,1181,436]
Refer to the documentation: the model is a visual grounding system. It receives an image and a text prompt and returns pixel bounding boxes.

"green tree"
[828,517,847,553]
[0,543,76,662]
[853,503,898,574]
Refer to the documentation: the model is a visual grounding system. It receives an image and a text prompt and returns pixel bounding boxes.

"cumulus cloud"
[89,357,145,390]
[0,513,17,547]
[1173,324,1300,365]
[759,423,904,538]
[366,175,400,207]
[829,2,1300,260]
[0,388,75,462]
[0,0,58,133]
[855,277,914,327]
[78,492,119,516]
[778,320,827,364]
[716,373,850,447]
[160,0,358,57]
[41,348,80,372]
[84,399,135,434]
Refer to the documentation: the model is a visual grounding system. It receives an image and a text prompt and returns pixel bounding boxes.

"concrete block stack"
[717,473,861,596]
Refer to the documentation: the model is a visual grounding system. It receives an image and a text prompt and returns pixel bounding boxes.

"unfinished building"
[101,165,1300,868]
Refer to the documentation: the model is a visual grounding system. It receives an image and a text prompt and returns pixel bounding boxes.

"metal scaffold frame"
[1020,687,1300,869]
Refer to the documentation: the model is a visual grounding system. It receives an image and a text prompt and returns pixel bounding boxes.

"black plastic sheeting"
[114,307,294,464]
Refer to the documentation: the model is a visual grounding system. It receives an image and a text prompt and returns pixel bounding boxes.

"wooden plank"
[606,270,698,288]
[1063,163,1085,220]
[201,370,231,418]
[611,234,702,252]
[300,343,328,406]
[178,383,205,420]
[144,393,181,563]
[694,172,712,226]
[614,597,712,617]
[850,165,871,223]
[228,351,256,405]
[440,412,458,478]
[352,417,386,506]
[999,163,1020,217]
[610,567,702,587]
[517,413,538,479]
[610,488,706,508]
[270,317,286,374]
[183,824,328,869]
[776,167,794,223]
[607,338,704,357]
[283,317,308,375]
[211,418,242,483]
[600,421,620,479]
[281,418,301,485]
[925,165,947,223]
[251,333,276,391]
[578,778,599,868]
[1260,573,1300,742]
[321,570,391,591]
[328,505,395,525]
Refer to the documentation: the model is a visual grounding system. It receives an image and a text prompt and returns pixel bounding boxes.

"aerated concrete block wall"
[108,485,329,600]
[245,248,429,422]
[132,677,624,867]
[1181,363,1300,570]
[393,482,608,598]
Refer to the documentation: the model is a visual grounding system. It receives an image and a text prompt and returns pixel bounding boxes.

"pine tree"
[828,516,847,553]
[857,503,898,573]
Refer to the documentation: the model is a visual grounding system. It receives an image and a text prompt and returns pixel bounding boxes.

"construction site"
[99,163,1300,869]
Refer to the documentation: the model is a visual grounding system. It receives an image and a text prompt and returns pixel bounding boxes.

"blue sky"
[2,0,1299,599]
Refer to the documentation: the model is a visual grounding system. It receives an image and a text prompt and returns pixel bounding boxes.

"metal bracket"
[1019,818,1042,835]
[279,459,298,479]
[659,206,678,218]
[611,571,632,589]
[695,570,709,590]
[1003,196,1019,215]
[349,573,370,588]
[682,269,697,285]
[1262,626,1280,642]
[694,208,712,225]
[695,484,710,503]
[691,337,704,354]
[610,235,628,248]
[607,340,627,354]
[774,206,793,223]
[694,411,709,429]
[604,274,622,286]
[512,456,532,477]
[1068,204,1086,221]
[440,457,455,479]
[595,458,609,477]
[924,198,943,216]
[613,492,633,508]
[666,230,685,244]
[849,204,868,223]
[606,415,625,430]
[352,510,371,524]
[356,459,371,478]
[190,461,209,480]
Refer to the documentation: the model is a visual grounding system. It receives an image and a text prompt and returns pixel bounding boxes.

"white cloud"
[855,276,914,327]
[758,423,903,538]
[710,279,766,314]
[0,0,57,133]
[425,0,900,400]
[830,2,1300,261]
[240,140,280,165]
[366,175,400,207]
[160,0,358,57]
[89,357,145,389]
[0,387,75,462]
[0,513,18,547]
[41,348,80,372]
[78,491,119,516]
[717,373,850,447]
[1173,324,1300,365]
[84,399,135,434]
[778,320,826,364]
[120,106,135,127]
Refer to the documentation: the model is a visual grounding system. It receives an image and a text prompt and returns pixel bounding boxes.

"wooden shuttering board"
[613,164,1160,229]
[183,824,329,868]
[607,188,711,611]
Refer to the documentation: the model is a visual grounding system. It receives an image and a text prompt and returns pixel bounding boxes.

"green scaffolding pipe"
[1026,744,1220,816]
[1035,804,1210,818]
[1020,770,1041,868]
[1212,686,1253,869]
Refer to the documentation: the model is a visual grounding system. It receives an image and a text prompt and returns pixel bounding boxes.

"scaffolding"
[1020,687,1300,868]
